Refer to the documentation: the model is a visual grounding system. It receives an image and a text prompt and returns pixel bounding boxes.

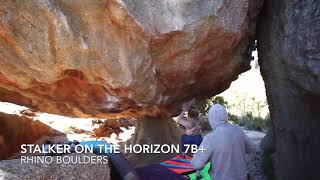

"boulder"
[0,112,56,160]
[0,0,261,118]
[0,154,110,180]
[257,0,320,179]
[260,132,275,153]
[0,0,263,166]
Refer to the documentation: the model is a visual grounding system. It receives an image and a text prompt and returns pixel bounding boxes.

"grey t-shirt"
[191,124,255,180]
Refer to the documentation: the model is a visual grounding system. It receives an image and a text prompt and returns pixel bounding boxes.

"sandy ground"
[0,102,135,144]
[244,130,266,180]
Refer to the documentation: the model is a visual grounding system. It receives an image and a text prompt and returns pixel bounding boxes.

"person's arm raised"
[177,99,195,126]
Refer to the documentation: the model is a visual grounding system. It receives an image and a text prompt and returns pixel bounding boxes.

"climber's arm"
[178,98,196,126]
[191,135,213,169]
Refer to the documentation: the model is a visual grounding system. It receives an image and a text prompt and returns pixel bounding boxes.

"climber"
[191,104,256,180]
[178,98,204,155]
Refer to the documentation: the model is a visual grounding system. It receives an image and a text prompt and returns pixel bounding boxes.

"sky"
[219,50,269,117]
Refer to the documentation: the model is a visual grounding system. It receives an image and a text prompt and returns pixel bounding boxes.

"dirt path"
[245,130,266,180]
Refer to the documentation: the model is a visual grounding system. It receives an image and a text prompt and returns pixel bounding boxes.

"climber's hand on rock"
[182,103,189,111]
[189,98,196,106]
[182,98,196,111]
[182,103,191,112]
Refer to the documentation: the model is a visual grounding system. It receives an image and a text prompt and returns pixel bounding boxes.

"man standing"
[191,104,255,180]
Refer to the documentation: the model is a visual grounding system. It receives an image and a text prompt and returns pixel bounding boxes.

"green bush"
[194,96,270,131]
[229,112,269,131]
[228,113,239,124]
[195,96,229,116]
[261,151,275,180]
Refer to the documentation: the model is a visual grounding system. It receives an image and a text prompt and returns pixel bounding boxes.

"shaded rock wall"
[128,114,183,166]
[257,0,320,179]
[0,0,261,118]
[0,112,53,160]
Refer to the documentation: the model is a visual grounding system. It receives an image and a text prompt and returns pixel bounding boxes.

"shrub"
[261,151,275,180]
[195,96,229,116]
[194,96,270,131]
[229,112,270,131]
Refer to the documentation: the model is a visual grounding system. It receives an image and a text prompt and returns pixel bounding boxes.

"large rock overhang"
[0,0,262,118]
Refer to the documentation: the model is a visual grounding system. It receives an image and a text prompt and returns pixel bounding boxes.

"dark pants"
[180,134,203,155]
[108,152,138,180]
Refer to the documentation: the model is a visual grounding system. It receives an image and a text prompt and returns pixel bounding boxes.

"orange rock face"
[0,0,261,118]
[0,112,52,159]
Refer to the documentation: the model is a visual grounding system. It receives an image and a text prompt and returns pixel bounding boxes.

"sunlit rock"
[0,112,54,159]
[0,0,261,118]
